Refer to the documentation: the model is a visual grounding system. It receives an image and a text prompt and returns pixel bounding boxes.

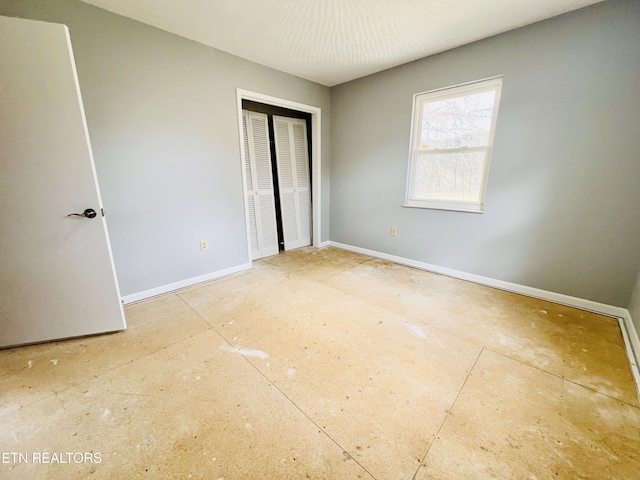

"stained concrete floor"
[1,247,639,479]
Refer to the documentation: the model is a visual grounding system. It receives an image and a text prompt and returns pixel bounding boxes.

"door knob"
[67,208,97,218]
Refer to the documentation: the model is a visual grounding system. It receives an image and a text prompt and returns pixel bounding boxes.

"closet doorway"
[237,90,322,261]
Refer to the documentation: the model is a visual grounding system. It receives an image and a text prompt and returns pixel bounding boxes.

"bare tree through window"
[406,78,502,212]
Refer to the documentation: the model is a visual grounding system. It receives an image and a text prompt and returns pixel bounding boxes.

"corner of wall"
[627,272,640,378]
[620,311,640,402]
[629,272,640,333]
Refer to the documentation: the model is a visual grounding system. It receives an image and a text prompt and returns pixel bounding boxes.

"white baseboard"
[620,313,640,399]
[328,241,628,317]
[119,242,640,399]
[328,240,640,390]
[121,262,252,305]
[622,312,640,368]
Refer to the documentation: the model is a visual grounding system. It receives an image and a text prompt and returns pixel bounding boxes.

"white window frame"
[403,76,503,213]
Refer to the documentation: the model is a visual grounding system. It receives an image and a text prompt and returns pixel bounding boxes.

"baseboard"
[622,312,640,368]
[121,262,252,305]
[620,313,640,399]
[329,241,628,315]
[328,241,640,397]
[316,240,331,248]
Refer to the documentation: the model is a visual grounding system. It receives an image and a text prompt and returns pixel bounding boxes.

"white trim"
[65,24,127,329]
[121,263,251,305]
[621,312,640,368]
[328,240,640,400]
[402,200,484,213]
[415,75,504,101]
[236,89,322,252]
[405,77,503,214]
[620,313,640,400]
[414,145,489,155]
[327,241,628,317]
[237,95,256,264]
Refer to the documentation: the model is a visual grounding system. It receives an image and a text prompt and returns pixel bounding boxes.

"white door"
[0,15,126,348]
[242,110,279,260]
[273,116,311,250]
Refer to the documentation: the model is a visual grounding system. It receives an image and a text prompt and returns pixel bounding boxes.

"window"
[404,77,503,213]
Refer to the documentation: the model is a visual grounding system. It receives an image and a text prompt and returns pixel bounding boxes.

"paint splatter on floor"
[405,323,427,339]
[219,344,268,359]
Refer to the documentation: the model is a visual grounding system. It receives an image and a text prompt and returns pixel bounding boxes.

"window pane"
[415,152,485,202]
[420,90,496,149]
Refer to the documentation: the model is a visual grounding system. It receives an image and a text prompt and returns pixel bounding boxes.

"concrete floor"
[1,247,639,479]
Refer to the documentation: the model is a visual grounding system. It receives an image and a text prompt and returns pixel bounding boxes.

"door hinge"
[101,208,105,217]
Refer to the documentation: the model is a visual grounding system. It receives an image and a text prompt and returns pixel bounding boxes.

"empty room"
[1,0,639,478]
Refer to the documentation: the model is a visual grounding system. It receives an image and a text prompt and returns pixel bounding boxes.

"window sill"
[402,200,484,213]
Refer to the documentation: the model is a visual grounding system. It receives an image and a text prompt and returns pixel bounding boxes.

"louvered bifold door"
[273,116,311,250]
[242,110,279,260]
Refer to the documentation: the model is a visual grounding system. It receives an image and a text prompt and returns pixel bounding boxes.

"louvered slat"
[298,190,311,237]
[242,110,279,259]
[275,119,294,189]
[280,192,298,242]
[242,112,253,192]
[273,116,311,251]
[259,194,278,249]
[292,123,309,189]
[251,116,272,191]
[247,195,259,253]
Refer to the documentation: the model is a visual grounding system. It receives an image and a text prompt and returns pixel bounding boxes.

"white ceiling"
[79,0,604,87]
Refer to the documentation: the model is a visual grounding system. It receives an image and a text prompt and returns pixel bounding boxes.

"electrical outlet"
[200,240,208,251]
[391,227,397,236]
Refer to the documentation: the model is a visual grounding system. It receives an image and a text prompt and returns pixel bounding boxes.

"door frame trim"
[236,89,322,262]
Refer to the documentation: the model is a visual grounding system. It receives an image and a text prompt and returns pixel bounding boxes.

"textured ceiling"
[79,0,604,86]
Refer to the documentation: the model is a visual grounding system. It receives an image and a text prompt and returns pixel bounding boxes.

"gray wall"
[2,0,638,309]
[0,0,330,296]
[630,272,640,336]
[330,0,640,307]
